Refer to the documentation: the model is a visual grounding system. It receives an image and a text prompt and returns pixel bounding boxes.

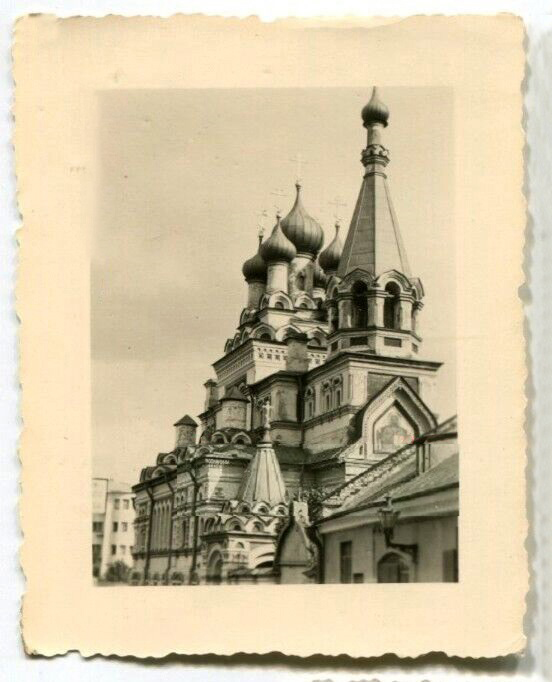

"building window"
[335,389,341,407]
[92,544,102,561]
[92,521,103,533]
[305,388,315,419]
[112,522,118,532]
[377,552,410,583]
[340,541,353,583]
[122,522,128,532]
[114,499,120,509]
[111,545,116,556]
[120,545,126,555]
[353,573,364,583]
[123,499,129,510]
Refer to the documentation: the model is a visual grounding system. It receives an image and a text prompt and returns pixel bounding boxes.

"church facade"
[130,88,457,586]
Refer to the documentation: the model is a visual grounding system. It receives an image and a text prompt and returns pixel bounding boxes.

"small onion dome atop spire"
[361,87,389,128]
[242,235,268,282]
[313,260,328,289]
[280,183,324,257]
[260,214,297,263]
[319,221,344,273]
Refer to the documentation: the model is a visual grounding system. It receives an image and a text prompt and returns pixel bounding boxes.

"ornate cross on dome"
[329,196,347,223]
[290,153,307,184]
[270,188,288,216]
[257,209,268,239]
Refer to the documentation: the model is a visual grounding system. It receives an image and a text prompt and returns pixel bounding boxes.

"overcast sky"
[92,86,455,484]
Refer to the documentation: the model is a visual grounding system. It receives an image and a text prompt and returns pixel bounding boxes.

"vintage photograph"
[16,13,526,658]
[92,86,458,586]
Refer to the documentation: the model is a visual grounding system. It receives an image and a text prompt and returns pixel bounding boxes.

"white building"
[92,478,135,579]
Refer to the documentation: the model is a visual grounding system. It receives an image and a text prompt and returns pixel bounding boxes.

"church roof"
[384,452,458,500]
[337,89,411,279]
[220,386,248,402]
[260,214,297,263]
[319,222,343,274]
[237,442,288,505]
[280,183,324,257]
[173,414,198,427]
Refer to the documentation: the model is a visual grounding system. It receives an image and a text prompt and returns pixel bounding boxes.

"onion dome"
[361,87,389,128]
[242,235,268,282]
[319,222,344,273]
[260,215,297,263]
[313,260,328,289]
[281,183,324,257]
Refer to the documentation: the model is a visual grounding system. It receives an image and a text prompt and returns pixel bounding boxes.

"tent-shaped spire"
[237,442,288,506]
[237,404,287,505]
[337,88,411,279]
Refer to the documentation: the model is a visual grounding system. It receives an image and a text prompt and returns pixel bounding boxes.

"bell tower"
[327,88,424,360]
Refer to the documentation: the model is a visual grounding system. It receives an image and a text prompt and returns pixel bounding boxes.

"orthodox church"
[131,88,456,586]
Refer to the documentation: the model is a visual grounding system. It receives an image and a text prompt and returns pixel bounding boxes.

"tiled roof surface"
[386,452,459,500]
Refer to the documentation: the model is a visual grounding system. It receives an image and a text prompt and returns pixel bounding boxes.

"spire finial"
[257,209,267,242]
[271,188,287,216]
[361,86,389,129]
[329,196,347,223]
[290,153,307,185]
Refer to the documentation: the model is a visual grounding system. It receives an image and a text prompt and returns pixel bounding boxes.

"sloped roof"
[337,161,411,278]
[221,386,248,402]
[237,443,288,505]
[173,414,198,427]
[384,452,459,500]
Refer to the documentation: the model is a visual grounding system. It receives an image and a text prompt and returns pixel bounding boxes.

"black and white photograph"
[92,86,459,586]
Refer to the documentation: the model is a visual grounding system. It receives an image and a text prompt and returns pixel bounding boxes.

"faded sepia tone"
[16,14,526,657]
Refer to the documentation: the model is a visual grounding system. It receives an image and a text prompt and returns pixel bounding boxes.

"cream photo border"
[15,14,526,658]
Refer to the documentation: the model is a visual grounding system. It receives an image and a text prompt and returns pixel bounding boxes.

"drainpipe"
[166,475,175,580]
[144,487,154,584]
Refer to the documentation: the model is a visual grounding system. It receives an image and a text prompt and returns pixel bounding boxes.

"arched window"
[352,281,368,327]
[274,301,284,309]
[296,273,306,291]
[384,282,401,330]
[207,551,223,585]
[336,388,342,407]
[260,333,272,340]
[181,519,188,547]
[377,552,410,583]
[234,437,246,445]
[305,387,315,419]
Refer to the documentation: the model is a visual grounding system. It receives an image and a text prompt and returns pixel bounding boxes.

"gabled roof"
[348,374,437,441]
[173,414,198,427]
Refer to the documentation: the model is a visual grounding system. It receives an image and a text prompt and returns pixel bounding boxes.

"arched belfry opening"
[352,280,368,328]
[384,282,400,329]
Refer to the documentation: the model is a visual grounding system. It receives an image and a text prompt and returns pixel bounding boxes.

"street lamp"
[377,494,418,563]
